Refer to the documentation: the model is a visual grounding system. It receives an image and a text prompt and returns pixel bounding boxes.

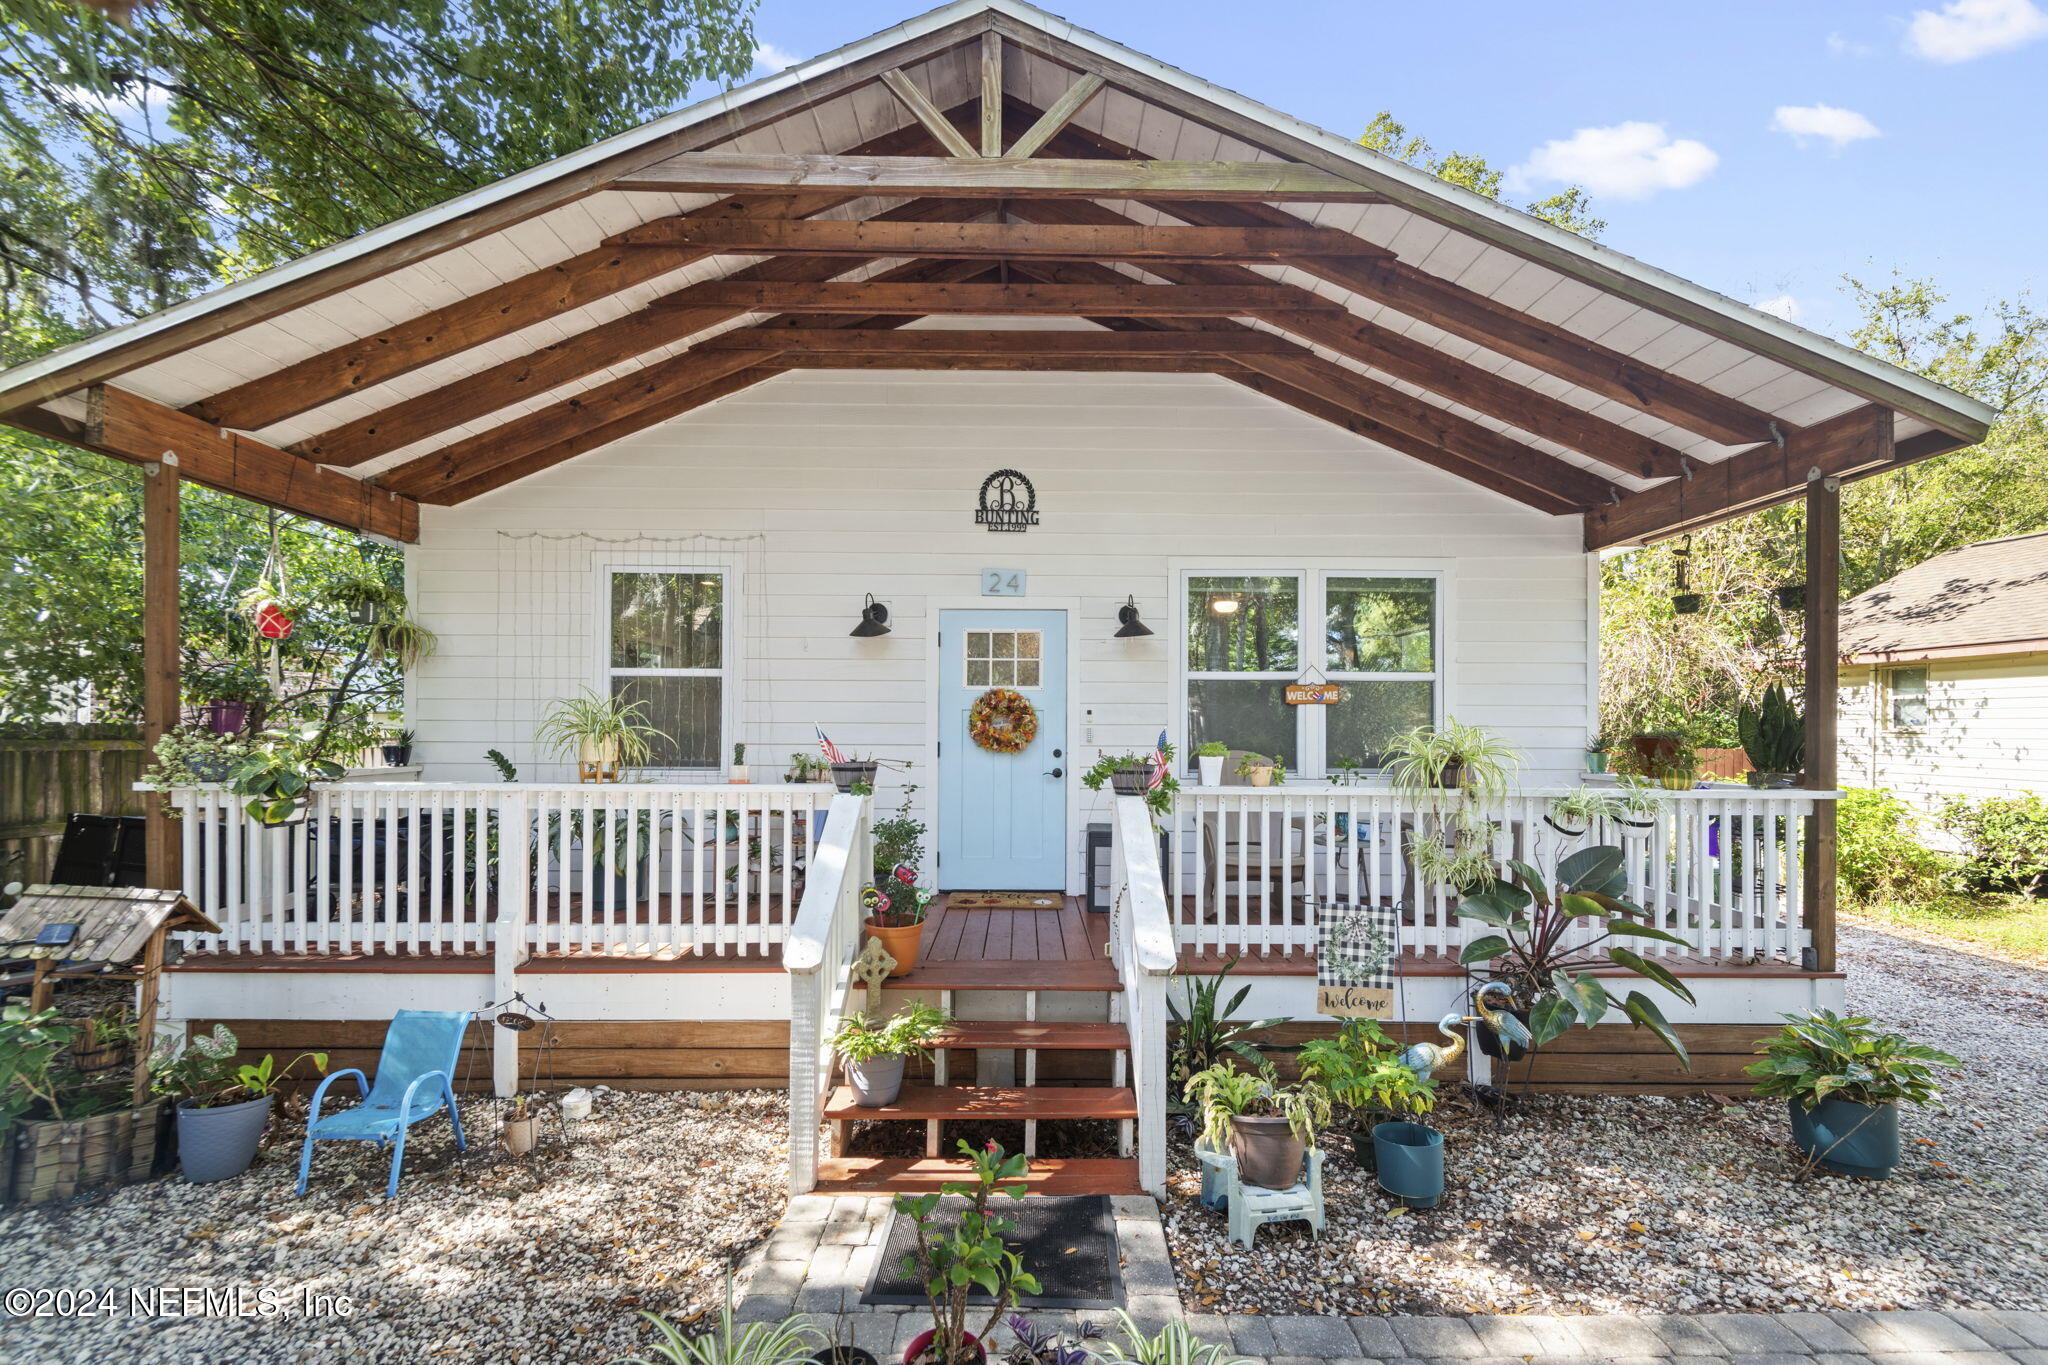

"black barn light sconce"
[1113,595,1154,639]
[850,594,892,638]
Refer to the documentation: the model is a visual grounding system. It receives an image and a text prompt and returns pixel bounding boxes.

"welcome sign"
[1316,900,1400,1018]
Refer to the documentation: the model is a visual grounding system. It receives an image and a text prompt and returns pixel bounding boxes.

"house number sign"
[982,569,1026,597]
[976,468,1038,533]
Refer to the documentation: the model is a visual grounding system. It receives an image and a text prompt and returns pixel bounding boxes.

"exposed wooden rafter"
[879,68,981,159]
[652,280,1344,316]
[697,329,1291,356]
[610,152,1386,201]
[8,387,417,540]
[604,217,1391,261]
[1005,73,1106,159]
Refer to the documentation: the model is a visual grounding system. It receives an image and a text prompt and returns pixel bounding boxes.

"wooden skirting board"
[193,1018,791,1093]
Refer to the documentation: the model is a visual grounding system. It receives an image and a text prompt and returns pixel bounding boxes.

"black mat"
[862,1194,1124,1311]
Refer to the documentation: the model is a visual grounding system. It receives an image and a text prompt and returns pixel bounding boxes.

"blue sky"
[736,0,2048,340]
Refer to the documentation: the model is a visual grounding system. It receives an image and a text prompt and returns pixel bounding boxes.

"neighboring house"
[1840,531,2048,810]
[0,0,1995,1194]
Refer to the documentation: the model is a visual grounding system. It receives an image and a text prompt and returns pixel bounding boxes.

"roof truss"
[609,152,1386,201]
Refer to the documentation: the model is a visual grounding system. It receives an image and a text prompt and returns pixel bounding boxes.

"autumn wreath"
[968,688,1038,754]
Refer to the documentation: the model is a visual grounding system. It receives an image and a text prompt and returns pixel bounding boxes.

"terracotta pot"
[864,916,923,977]
[1630,734,1684,769]
[903,1329,984,1365]
[503,1114,538,1155]
[1228,1113,1305,1190]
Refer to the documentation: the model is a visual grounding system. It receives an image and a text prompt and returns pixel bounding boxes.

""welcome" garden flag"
[1316,900,1400,1017]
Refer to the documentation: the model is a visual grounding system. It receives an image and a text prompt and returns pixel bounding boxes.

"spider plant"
[1085,1313,1253,1365]
[623,1273,820,1365]
[536,688,668,768]
[1383,718,1520,805]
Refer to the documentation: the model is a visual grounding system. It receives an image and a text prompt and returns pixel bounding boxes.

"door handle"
[1045,767,1064,779]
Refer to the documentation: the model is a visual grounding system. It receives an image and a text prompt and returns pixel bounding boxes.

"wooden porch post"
[1802,472,1840,972]
[142,459,181,890]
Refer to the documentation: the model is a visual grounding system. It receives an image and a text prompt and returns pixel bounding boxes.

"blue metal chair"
[297,1009,470,1199]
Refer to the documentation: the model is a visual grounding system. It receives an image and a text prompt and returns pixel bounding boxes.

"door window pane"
[612,676,719,767]
[1326,577,1435,673]
[611,572,723,669]
[1187,680,1295,767]
[967,630,1043,689]
[1326,681,1435,767]
[1187,576,1298,673]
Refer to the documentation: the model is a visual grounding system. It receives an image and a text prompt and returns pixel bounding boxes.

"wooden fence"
[0,726,146,884]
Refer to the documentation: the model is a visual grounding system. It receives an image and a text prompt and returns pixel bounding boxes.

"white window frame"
[961,626,1049,691]
[1882,664,1929,732]
[1173,564,1448,779]
[595,561,740,775]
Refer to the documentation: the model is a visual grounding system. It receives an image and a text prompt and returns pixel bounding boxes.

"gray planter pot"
[176,1095,272,1183]
[845,1054,906,1107]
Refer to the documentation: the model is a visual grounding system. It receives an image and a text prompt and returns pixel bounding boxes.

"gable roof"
[1840,531,2048,663]
[0,0,1996,546]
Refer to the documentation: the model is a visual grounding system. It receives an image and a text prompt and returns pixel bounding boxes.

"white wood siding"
[405,369,1595,884]
[1840,655,2048,813]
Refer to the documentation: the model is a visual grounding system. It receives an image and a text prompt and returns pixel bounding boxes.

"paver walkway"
[736,1194,2048,1365]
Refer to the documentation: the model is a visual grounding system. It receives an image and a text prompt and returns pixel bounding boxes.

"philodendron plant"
[1457,845,1698,1065]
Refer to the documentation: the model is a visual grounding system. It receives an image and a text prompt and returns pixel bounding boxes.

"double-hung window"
[604,568,728,769]
[1883,665,1928,731]
[1182,570,1441,776]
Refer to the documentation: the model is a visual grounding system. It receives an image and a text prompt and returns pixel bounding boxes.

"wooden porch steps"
[824,1083,1137,1122]
[928,1021,1128,1051]
[814,1156,1143,1195]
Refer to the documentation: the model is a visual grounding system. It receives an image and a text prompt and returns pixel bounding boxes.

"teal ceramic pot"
[1372,1120,1444,1208]
[1787,1097,1900,1179]
[176,1095,271,1183]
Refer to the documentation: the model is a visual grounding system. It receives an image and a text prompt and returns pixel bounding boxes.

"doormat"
[948,892,1064,910]
[862,1193,1123,1310]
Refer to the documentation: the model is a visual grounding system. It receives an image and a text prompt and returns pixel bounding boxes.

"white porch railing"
[1108,795,1176,1198]
[783,792,874,1194]
[1157,784,1838,966]
[167,782,836,956]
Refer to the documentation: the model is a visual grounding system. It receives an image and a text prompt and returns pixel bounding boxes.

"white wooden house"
[1839,531,2048,812]
[0,1,1994,1195]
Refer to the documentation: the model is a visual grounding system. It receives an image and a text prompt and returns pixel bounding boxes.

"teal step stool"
[1194,1138,1326,1249]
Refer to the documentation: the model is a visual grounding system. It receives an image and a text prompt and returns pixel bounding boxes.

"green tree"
[1359,111,1605,238]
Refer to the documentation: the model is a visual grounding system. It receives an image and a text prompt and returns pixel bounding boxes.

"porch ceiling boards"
[0,0,1993,544]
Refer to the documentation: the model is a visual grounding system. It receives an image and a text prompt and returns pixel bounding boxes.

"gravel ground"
[0,1088,789,1365]
[1161,922,2048,1316]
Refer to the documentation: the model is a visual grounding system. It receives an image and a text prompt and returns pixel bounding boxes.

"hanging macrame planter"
[968,688,1038,754]
[252,598,295,641]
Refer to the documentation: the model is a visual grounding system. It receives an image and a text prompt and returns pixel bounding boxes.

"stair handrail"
[783,791,873,1192]
[1110,794,1174,1196]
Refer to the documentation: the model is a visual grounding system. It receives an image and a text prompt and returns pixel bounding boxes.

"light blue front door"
[937,610,1067,890]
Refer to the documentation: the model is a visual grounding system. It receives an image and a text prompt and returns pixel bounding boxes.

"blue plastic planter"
[1371,1120,1444,1208]
[1787,1098,1900,1179]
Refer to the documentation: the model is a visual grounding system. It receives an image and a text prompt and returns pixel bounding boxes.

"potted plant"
[1087,1313,1251,1365]
[168,1034,327,1184]
[226,722,347,826]
[2,1005,168,1205]
[1627,729,1698,788]
[730,741,750,784]
[503,1093,539,1155]
[831,751,883,793]
[1185,1059,1330,1191]
[1081,748,1180,818]
[1738,685,1804,789]
[1165,954,1287,1092]
[1296,1018,1437,1171]
[833,1002,948,1107]
[1543,786,1657,839]
[381,727,415,767]
[1584,730,1611,774]
[189,661,269,737]
[1233,751,1276,787]
[1195,741,1228,787]
[786,752,831,784]
[1386,719,1521,888]
[537,688,667,781]
[864,867,935,977]
[894,1139,1041,1365]
[1457,845,1697,1065]
[1745,1010,1958,1180]
[627,1272,822,1365]
[142,726,251,789]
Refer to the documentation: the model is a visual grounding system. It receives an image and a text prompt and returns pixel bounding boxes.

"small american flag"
[1147,729,1169,791]
[816,727,845,764]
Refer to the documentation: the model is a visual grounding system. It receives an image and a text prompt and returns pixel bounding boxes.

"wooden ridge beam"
[697,328,1289,356]
[381,258,997,499]
[609,152,1383,203]
[1585,406,1895,549]
[1009,210,1688,481]
[764,354,1243,373]
[602,218,1392,262]
[293,197,988,468]
[653,280,1343,316]
[8,387,417,540]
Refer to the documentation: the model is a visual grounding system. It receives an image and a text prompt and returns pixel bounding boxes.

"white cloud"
[1826,31,1877,57]
[1771,103,1882,150]
[1905,0,2048,61]
[1509,122,1718,199]
[753,42,800,73]
[1752,295,1802,322]
[60,82,167,115]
